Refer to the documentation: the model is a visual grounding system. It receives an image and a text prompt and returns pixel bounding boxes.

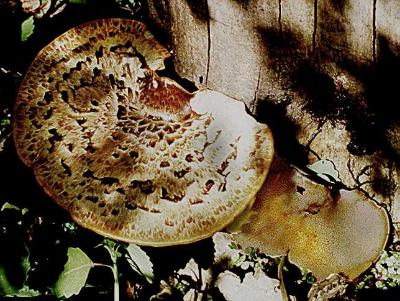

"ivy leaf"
[54,247,93,298]
[21,16,35,42]
[126,245,154,284]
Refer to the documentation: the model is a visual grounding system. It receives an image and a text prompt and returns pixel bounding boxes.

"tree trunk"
[145,0,400,239]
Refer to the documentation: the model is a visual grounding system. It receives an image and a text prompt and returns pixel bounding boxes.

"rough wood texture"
[146,0,400,239]
[317,0,374,63]
[281,0,314,53]
[376,0,400,53]
[170,1,209,88]
[208,1,260,105]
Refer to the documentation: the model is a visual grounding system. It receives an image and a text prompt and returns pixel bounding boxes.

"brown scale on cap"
[13,19,274,246]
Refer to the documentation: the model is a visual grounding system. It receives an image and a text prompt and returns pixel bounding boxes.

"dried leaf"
[213,232,240,265]
[149,280,173,300]
[216,269,286,301]
[176,259,212,301]
[307,273,349,301]
[21,0,56,18]
[21,0,41,13]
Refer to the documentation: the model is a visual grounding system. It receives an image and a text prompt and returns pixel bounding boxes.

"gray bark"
[145,0,400,239]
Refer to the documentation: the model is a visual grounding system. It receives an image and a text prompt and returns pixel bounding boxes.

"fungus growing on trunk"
[13,19,274,246]
[232,159,390,280]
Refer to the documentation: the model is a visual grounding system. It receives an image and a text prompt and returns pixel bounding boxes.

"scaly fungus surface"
[13,19,274,246]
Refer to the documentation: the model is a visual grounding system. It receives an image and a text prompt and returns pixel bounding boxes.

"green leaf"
[126,245,154,283]
[21,16,35,42]
[1,202,20,211]
[54,247,93,298]
[0,244,31,296]
[1,202,29,215]
[20,244,31,284]
[69,0,88,4]
[7,286,40,297]
[0,264,16,296]
[101,239,122,261]
[0,119,10,126]
[21,257,30,283]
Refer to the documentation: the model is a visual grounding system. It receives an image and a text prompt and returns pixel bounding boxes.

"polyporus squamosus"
[13,19,274,246]
[233,159,390,280]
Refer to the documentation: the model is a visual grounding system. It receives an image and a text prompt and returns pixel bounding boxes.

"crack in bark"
[312,0,318,54]
[278,0,282,35]
[372,0,377,62]
[206,6,211,85]
[306,119,326,154]
[387,162,398,205]
[251,67,262,113]
[346,158,383,206]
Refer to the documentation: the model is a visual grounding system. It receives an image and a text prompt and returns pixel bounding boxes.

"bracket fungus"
[232,159,390,280]
[13,19,274,246]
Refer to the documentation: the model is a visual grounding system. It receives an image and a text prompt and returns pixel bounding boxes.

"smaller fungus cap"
[13,19,274,246]
[233,159,390,280]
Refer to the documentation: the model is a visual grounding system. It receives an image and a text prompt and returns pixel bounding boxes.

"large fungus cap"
[13,19,274,246]
[233,159,390,280]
